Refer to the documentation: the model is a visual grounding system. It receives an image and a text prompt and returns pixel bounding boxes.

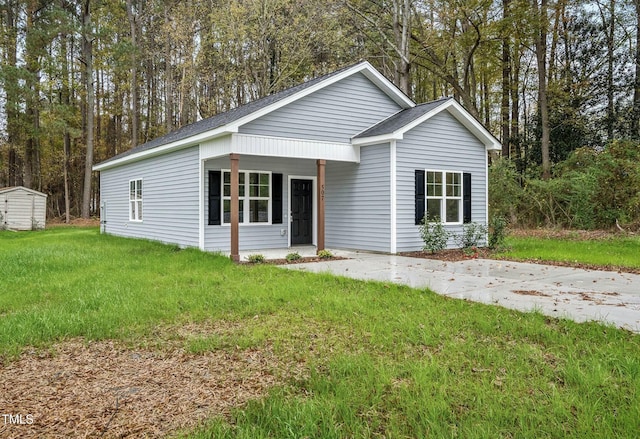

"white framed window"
[129,179,143,221]
[222,170,271,224]
[425,170,462,224]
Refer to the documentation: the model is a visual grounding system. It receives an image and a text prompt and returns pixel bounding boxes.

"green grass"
[2,228,640,438]
[497,235,640,269]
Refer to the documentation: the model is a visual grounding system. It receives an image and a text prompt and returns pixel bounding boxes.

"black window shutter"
[415,170,425,225]
[272,173,283,224]
[463,172,472,223]
[208,170,221,225]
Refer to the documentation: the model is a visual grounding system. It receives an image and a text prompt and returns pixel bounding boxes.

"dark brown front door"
[291,179,313,245]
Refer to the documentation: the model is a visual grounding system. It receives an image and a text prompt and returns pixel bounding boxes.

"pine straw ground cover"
[0,338,290,438]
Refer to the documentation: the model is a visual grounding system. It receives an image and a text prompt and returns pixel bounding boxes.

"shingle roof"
[353,97,453,139]
[96,63,365,167]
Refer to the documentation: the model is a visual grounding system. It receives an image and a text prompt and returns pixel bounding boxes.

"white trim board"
[200,134,360,163]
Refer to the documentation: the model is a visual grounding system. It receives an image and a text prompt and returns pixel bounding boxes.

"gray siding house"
[94,62,500,259]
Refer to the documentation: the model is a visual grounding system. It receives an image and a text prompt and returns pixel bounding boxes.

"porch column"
[230,153,240,262]
[317,159,325,253]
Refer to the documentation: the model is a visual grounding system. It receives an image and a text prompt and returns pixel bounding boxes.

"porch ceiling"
[200,133,360,163]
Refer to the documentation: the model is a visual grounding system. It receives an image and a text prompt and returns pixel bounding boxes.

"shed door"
[291,179,313,245]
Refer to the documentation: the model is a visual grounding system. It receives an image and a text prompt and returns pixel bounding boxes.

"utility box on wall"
[0,186,47,230]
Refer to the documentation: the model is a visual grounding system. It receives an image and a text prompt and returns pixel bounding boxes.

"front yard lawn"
[1,228,639,438]
[496,231,640,272]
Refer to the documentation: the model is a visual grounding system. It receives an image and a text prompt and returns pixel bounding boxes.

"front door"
[291,179,313,245]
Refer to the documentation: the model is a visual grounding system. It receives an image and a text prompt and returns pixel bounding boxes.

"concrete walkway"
[282,251,640,333]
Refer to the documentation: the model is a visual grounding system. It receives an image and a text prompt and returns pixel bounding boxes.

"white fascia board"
[351,133,402,146]
[201,133,360,163]
[92,127,237,171]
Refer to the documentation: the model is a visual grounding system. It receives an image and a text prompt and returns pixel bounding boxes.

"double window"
[129,179,143,221]
[423,170,463,224]
[415,170,470,225]
[222,171,271,224]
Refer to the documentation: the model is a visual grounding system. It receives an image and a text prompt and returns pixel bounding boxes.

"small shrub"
[419,216,450,253]
[488,216,508,249]
[317,249,334,259]
[454,222,488,249]
[246,254,265,264]
[463,246,479,259]
[285,252,301,262]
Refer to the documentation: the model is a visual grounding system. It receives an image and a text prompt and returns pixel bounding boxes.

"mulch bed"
[399,248,640,275]
[400,248,492,263]
[239,256,346,265]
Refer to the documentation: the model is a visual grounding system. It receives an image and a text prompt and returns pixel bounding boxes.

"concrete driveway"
[282,251,640,332]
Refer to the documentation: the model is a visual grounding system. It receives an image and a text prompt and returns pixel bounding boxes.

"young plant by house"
[419,216,449,253]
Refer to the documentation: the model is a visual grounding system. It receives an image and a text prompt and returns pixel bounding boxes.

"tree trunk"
[81,0,94,219]
[60,6,71,223]
[534,0,551,180]
[511,36,521,165]
[164,4,174,133]
[126,0,139,148]
[347,0,412,97]
[597,0,616,140]
[64,132,72,223]
[501,0,511,157]
[392,0,412,97]
[632,0,640,138]
[4,0,21,186]
[607,0,615,140]
[24,1,41,189]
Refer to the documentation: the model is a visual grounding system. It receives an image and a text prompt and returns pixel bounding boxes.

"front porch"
[198,133,361,259]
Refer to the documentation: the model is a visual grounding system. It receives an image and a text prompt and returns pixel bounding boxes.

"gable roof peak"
[353,96,501,151]
[94,60,414,171]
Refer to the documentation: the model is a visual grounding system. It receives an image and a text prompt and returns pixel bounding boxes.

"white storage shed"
[0,186,47,230]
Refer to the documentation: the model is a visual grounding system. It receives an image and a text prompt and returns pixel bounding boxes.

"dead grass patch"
[0,336,299,438]
[46,217,100,228]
